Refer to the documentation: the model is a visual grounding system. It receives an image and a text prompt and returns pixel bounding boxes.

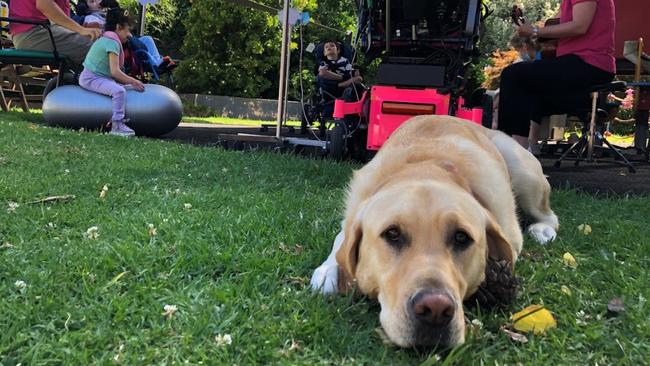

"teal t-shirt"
[83,37,121,78]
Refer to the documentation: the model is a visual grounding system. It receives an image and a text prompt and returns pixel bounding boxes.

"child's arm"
[337,75,362,88]
[318,66,343,81]
[108,53,145,92]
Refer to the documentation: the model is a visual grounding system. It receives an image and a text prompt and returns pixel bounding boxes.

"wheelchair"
[313,0,487,160]
[299,40,362,140]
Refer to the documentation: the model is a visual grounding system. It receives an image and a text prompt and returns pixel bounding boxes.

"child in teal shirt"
[79,7,144,136]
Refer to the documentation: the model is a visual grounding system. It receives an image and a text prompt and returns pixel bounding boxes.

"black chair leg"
[555,135,587,167]
[600,136,636,173]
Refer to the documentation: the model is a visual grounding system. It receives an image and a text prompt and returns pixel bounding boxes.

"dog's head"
[336,178,513,348]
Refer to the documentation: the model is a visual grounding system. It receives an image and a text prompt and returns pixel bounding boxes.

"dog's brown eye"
[453,230,472,249]
[382,226,407,248]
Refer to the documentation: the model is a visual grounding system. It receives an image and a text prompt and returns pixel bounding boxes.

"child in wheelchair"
[315,40,364,116]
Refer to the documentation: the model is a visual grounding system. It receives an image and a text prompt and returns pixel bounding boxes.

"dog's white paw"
[310,263,339,294]
[527,223,557,244]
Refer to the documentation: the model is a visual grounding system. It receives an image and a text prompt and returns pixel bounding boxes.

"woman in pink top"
[9,0,101,66]
[497,0,616,149]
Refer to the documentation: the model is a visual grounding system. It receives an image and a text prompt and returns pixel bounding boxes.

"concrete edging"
[180,93,304,121]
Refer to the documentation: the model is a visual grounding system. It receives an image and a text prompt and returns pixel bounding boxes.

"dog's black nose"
[411,290,455,327]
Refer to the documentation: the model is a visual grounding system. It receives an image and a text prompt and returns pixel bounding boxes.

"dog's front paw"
[310,263,339,294]
[527,223,557,244]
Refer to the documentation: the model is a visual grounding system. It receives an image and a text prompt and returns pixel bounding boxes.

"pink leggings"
[79,68,127,122]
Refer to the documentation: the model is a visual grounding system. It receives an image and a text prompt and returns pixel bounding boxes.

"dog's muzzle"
[409,289,457,346]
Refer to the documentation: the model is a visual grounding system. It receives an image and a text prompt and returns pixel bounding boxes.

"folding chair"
[0,17,71,111]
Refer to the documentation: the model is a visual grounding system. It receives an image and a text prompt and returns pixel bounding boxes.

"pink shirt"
[557,0,616,73]
[9,0,70,36]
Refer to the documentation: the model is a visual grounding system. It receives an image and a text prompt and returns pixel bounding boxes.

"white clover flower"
[162,304,178,318]
[471,319,484,328]
[7,201,19,213]
[64,169,70,174]
[148,223,157,236]
[100,185,109,199]
[184,203,192,210]
[215,333,232,346]
[85,226,99,239]
[15,280,26,289]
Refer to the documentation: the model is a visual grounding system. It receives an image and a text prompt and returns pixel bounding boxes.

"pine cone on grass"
[465,257,521,309]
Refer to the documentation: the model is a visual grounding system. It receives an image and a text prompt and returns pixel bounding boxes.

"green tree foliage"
[174,0,281,97]
[175,0,356,98]
[480,0,560,53]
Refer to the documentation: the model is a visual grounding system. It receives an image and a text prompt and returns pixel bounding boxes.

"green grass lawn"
[1,111,648,365]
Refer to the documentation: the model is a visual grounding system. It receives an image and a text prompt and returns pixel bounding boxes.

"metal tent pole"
[276,0,291,139]
[140,4,147,36]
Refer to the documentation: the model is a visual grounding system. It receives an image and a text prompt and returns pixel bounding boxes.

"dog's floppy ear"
[485,212,515,269]
[335,211,364,293]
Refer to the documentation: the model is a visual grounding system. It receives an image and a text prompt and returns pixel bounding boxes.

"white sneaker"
[110,120,135,137]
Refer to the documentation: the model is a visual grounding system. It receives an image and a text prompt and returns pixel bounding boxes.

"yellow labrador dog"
[310,115,558,348]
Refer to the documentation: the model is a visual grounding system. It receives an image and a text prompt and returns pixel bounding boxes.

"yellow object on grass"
[563,252,577,268]
[511,304,557,334]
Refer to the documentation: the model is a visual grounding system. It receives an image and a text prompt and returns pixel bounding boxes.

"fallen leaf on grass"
[560,285,572,296]
[607,298,625,314]
[278,339,302,356]
[511,304,557,334]
[26,195,76,204]
[500,326,528,343]
[279,243,304,255]
[563,252,577,268]
[577,224,592,235]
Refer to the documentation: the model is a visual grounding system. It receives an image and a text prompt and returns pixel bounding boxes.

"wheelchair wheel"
[328,120,347,160]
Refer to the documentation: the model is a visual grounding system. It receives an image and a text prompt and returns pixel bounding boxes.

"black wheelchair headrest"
[313,41,355,65]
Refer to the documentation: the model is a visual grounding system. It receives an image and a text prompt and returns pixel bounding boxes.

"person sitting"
[497,0,616,149]
[8,0,101,67]
[316,40,363,115]
[75,0,176,73]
